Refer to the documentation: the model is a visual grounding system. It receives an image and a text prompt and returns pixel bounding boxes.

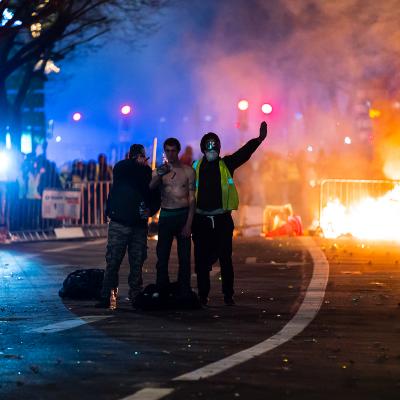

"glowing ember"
[320,185,400,241]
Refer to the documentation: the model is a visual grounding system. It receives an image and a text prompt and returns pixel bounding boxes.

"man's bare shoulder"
[182,164,195,176]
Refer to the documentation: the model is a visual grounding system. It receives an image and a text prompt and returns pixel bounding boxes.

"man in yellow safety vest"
[192,121,268,306]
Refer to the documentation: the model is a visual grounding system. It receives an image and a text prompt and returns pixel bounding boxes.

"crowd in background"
[235,148,381,227]
[1,152,114,231]
[0,142,379,232]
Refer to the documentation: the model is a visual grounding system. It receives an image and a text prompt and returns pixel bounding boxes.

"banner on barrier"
[42,189,81,220]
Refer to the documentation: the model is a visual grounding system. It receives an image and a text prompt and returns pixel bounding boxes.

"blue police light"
[5,133,11,149]
[0,151,9,172]
[21,133,32,154]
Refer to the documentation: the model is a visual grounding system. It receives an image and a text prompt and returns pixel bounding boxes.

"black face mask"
[205,150,219,162]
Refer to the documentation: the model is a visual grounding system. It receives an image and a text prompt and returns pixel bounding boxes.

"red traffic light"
[121,105,132,115]
[261,103,273,115]
[238,99,249,111]
[72,112,82,121]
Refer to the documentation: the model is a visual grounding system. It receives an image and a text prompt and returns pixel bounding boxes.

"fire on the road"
[320,184,400,242]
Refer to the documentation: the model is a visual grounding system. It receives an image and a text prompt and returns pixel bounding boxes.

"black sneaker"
[224,296,235,306]
[131,297,140,310]
[199,296,209,306]
[95,298,110,308]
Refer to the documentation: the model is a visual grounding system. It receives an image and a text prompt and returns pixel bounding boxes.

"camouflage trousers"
[101,221,148,300]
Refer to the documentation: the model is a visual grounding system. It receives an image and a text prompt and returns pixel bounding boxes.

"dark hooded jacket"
[106,159,159,226]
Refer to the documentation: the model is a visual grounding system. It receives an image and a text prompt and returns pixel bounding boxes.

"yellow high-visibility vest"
[193,158,239,211]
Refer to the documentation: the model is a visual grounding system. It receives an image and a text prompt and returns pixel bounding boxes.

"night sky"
[45,2,212,165]
[44,0,400,171]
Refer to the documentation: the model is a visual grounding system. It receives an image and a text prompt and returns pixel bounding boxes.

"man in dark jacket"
[96,144,156,309]
[192,121,268,306]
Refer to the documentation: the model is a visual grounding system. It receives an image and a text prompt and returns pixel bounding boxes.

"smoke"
[172,0,400,176]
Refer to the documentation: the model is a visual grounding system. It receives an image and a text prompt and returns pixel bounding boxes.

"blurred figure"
[85,159,97,182]
[37,155,62,196]
[58,162,71,189]
[297,150,318,227]
[6,151,25,230]
[180,145,193,166]
[286,152,301,214]
[25,157,45,229]
[35,155,62,230]
[97,153,112,181]
[69,159,85,187]
[96,154,112,223]
[260,151,276,205]
[26,158,44,200]
[84,159,97,224]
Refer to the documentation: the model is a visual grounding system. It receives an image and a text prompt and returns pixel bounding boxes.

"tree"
[0,0,166,150]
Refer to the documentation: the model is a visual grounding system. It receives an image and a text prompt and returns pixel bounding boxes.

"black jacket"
[196,138,261,211]
[106,159,159,226]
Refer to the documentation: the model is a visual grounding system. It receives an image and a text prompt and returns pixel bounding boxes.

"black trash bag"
[135,282,201,310]
[134,284,165,310]
[59,268,104,300]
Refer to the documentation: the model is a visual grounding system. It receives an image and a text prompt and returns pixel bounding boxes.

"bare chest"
[162,168,188,192]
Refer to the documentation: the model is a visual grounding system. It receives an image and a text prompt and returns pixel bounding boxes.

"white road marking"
[174,236,329,381]
[249,261,309,267]
[43,239,106,253]
[120,388,174,400]
[27,315,112,333]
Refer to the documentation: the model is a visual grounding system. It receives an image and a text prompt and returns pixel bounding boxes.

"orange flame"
[320,185,400,241]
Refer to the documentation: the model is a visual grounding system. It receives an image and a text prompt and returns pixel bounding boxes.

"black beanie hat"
[200,132,221,153]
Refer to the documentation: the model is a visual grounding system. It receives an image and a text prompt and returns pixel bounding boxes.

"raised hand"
[156,163,172,177]
[259,121,268,141]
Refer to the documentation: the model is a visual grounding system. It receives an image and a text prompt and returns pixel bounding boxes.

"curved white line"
[28,315,112,333]
[174,236,329,381]
[120,388,174,400]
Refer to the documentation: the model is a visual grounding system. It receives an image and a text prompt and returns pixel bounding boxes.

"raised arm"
[224,121,268,172]
[149,163,172,190]
[149,170,162,190]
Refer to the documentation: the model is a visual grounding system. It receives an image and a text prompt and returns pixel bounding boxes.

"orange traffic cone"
[265,216,303,237]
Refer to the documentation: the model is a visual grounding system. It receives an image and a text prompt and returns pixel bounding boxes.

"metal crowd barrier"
[8,179,385,242]
[65,181,111,226]
[1,181,111,242]
[319,178,400,222]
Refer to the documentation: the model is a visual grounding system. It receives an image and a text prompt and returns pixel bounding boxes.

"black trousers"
[156,209,191,296]
[192,212,234,299]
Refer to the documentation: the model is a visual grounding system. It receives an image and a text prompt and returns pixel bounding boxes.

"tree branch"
[56,28,110,59]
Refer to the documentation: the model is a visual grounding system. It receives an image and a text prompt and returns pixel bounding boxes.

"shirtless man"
[150,138,196,298]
